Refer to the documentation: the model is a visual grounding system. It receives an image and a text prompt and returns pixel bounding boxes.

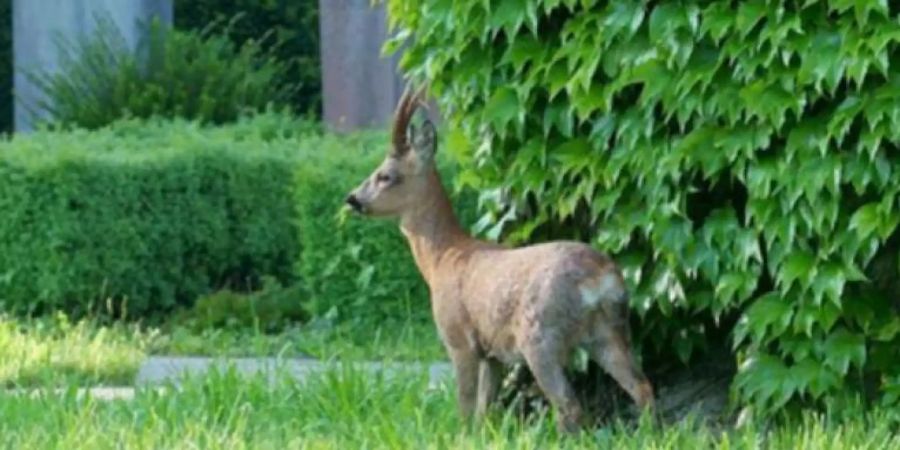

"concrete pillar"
[13,0,173,132]
[319,0,404,132]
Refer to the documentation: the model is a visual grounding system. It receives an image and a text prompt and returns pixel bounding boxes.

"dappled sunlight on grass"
[0,314,151,387]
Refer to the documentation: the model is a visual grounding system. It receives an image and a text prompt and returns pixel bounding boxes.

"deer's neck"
[400,169,473,287]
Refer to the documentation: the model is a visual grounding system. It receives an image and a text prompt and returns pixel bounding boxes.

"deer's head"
[345,87,437,218]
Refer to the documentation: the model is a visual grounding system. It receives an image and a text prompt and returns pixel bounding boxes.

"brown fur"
[345,88,655,433]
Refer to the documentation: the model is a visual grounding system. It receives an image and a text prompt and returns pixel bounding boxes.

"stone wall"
[318,0,405,132]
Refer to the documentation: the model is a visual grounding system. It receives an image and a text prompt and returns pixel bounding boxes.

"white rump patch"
[579,272,624,308]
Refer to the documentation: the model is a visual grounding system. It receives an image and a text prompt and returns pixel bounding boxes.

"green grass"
[0,314,151,388]
[1,315,897,448]
[0,365,897,449]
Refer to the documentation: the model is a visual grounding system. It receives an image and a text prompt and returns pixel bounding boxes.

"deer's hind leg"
[521,337,584,433]
[475,357,502,421]
[585,309,655,411]
[448,347,480,420]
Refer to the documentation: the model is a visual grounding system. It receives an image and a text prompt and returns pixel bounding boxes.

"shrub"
[385,0,900,415]
[0,111,473,326]
[174,0,321,117]
[177,276,307,332]
[26,15,296,130]
[294,132,479,324]
[0,114,310,317]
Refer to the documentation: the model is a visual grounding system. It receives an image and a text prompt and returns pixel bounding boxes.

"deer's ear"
[411,119,437,163]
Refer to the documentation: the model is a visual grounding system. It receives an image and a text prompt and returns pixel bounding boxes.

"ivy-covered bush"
[0,114,310,317]
[175,0,321,117]
[385,0,900,415]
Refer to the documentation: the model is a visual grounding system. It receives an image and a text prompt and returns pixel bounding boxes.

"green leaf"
[551,138,591,173]
[811,262,846,307]
[602,1,645,39]
[736,353,790,408]
[797,31,844,92]
[735,0,766,37]
[490,0,528,38]
[483,87,520,133]
[849,203,880,239]
[739,293,794,346]
[823,328,866,375]
[778,252,817,293]
[700,3,733,42]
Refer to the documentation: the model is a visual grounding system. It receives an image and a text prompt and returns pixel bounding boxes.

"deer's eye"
[376,172,393,184]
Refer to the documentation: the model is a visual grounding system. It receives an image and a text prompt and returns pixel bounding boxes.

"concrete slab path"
[136,356,454,387]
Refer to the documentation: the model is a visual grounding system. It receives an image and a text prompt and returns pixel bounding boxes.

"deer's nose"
[345,194,363,212]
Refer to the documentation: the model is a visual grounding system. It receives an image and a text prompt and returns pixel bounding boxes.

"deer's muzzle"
[345,194,364,213]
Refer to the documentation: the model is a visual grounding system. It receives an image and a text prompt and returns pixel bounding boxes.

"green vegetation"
[27,16,297,129]
[152,319,444,361]
[0,314,150,388]
[0,115,308,317]
[0,112,475,323]
[295,134,478,323]
[0,314,445,388]
[174,0,321,117]
[386,0,900,415]
[0,365,898,449]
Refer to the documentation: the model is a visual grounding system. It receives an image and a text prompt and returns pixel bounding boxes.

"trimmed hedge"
[0,113,473,325]
[0,115,310,317]
[386,0,900,415]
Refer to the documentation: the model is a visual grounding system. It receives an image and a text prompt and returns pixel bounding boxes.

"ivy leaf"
[736,0,766,37]
[501,35,544,72]
[483,87,520,133]
[823,328,866,375]
[874,319,900,342]
[551,138,591,174]
[740,293,794,345]
[736,353,790,408]
[490,0,527,39]
[700,2,733,43]
[778,252,817,294]
[811,262,846,307]
[602,1,645,39]
[790,359,824,399]
[797,31,844,93]
[849,203,880,239]
[673,332,695,364]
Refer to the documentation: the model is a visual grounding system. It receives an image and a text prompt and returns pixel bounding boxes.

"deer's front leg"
[475,357,502,421]
[449,347,479,420]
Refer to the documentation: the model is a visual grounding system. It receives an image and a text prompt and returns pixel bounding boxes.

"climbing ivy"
[383,0,900,416]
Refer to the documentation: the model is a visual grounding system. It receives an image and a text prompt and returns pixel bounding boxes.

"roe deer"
[344,87,655,432]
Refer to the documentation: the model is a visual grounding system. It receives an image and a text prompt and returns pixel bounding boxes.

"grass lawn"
[0,364,897,449]
[2,315,898,449]
[0,314,149,388]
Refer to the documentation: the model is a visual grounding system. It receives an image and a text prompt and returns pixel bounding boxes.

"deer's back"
[435,240,626,362]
